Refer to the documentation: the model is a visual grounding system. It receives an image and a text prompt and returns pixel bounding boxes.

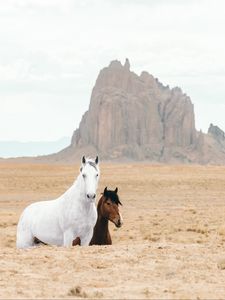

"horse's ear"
[95,156,99,165]
[115,187,118,194]
[82,156,86,165]
[104,187,107,196]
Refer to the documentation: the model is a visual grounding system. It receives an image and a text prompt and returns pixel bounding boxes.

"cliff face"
[71,59,197,162]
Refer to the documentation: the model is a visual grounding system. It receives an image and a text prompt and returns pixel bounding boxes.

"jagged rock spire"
[124,58,130,70]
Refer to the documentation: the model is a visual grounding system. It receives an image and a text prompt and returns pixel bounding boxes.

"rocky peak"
[71,59,197,161]
[108,60,123,69]
[93,59,147,98]
[208,124,225,141]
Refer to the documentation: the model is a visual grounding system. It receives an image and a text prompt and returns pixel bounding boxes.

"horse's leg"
[16,227,35,249]
[16,218,34,249]
[107,232,112,245]
[63,229,75,247]
[80,229,94,246]
[72,237,81,246]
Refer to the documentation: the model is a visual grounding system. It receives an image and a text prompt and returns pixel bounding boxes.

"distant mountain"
[0,137,70,158]
[44,59,225,164]
[70,58,197,162]
[4,59,225,164]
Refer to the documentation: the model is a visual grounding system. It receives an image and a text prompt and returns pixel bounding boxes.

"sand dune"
[1,163,225,299]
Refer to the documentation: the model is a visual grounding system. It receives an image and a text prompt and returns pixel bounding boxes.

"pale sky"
[0,0,224,142]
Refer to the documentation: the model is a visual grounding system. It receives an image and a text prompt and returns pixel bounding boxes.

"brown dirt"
[1,163,225,299]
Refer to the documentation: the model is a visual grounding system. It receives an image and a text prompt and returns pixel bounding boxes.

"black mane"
[104,190,122,206]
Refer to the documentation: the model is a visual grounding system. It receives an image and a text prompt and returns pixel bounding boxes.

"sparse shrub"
[186,227,208,235]
[68,286,88,298]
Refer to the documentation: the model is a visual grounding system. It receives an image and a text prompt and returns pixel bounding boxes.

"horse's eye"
[82,174,86,179]
[107,202,111,206]
[96,174,99,178]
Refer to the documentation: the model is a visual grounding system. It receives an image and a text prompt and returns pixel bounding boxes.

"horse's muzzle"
[87,193,96,200]
[86,193,96,203]
[114,218,123,228]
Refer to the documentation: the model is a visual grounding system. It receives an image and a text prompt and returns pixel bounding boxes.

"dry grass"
[1,163,225,299]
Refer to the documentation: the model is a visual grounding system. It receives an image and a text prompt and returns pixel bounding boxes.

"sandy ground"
[1,163,225,299]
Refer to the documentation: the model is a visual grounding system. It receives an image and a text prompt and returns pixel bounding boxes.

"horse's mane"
[102,190,122,206]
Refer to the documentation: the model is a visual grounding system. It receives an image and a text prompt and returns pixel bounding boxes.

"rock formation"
[208,124,225,142]
[49,59,225,164]
[198,124,225,164]
[70,59,197,162]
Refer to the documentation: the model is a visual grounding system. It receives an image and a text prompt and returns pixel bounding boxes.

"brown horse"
[89,187,123,245]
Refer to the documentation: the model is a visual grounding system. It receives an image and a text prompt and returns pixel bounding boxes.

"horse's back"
[17,199,62,248]
[18,199,59,224]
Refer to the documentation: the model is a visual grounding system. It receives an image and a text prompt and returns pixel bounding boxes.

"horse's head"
[100,187,123,228]
[80,156,100,203]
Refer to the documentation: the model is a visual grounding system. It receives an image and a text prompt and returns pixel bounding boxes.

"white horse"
[16,156,100,249]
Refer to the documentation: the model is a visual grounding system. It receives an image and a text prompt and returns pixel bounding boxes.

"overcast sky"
[0,0,224,142]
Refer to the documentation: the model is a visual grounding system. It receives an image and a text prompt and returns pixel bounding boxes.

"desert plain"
[1,162,225,299]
